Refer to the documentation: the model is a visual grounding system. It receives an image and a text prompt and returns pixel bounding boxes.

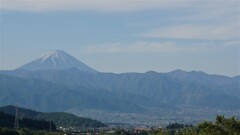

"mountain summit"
[16,50,97,72]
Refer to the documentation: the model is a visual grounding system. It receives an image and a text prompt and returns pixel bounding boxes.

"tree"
[0,127,19,135]
[198,115,240,134]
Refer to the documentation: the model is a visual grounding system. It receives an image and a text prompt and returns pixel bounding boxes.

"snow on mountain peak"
[40,50,66,62]
[16,50,98,72]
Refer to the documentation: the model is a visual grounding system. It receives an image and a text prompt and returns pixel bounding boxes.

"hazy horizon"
[1,0,239,76]
[0,49,239,77]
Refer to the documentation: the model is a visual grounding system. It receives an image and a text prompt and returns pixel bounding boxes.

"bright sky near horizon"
[0,0,239,76]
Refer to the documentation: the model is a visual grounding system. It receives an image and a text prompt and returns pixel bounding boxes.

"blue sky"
[0,0,239,76]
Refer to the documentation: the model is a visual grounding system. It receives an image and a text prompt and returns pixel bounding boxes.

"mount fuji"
[1,50,239,124]
[16,50,97,72]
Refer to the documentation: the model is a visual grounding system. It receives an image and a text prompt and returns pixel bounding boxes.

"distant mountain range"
[0,50,239,121]
[0,105,106,128]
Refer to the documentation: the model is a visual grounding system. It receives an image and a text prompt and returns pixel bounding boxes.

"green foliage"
[0,112,14,128]
[198,115,240,135]
[149,128,169,135]
[18,128,63,135]
[0,127,64,135]
[38,112,107,128]
[166,123,192,129]
[0,112,56,131]
[0,127,19,135]
[148,115,240,135]
[20,117,56,131]
[0,105,106,128]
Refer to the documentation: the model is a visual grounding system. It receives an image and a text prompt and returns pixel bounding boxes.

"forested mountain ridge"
[0,105,106,128]
[0,74,145,112]
[1,68,239,111]
[0,111,56,130]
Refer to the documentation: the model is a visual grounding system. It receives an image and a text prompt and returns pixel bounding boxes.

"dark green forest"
[0,111,60,135]
[39,112,106,128]
[0,105,106,128]
[0,112,56,131]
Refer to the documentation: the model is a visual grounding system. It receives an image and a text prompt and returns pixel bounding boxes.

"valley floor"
[70,107,240,126]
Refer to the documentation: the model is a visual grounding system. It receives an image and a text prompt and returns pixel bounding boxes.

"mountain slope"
[0,74,144,113]
[17,50,97,73]
[167,69,235,86]
[167,69,240,98]
[0,105,106,128]
[2,69,239,109]
[0,111,56,130]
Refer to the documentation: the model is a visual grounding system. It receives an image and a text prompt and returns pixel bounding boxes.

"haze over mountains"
[0,50,239,124]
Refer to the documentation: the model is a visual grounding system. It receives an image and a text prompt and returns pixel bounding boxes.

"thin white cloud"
[84,41,178,53]
[186,2,239,22]
[83,41,234,54]
[139,23,239,40]
[223,40,240,47]
[137,0,240,40]
[1,0,192,12]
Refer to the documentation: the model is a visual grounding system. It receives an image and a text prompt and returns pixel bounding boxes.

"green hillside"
[0,105,106,128]
[0,111,56,131]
